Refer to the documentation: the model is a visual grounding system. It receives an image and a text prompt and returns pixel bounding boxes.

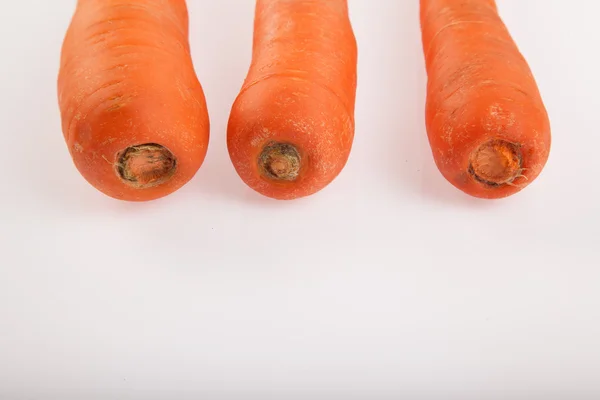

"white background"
[1,0,599,399]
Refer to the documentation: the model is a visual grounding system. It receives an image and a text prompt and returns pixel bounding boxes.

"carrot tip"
[117,143,177,189]
[468,139,522,187]
[258,142,301,181]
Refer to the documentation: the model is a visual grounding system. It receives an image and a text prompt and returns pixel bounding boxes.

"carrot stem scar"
[117,144,177,188]
[469,140,522,187]
[259,142,301,181]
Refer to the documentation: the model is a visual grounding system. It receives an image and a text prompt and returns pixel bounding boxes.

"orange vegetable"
[227,0,357,200]
[58,0,209,201]
[420,0,551,198]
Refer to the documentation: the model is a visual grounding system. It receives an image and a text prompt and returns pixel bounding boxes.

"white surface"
[1,0,599,399]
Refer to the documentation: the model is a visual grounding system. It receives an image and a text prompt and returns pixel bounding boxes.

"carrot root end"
[468,139,523,187]
[258,142,301,181]
[117,143,177,189]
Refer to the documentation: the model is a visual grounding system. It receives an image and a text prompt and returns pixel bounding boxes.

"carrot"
[58,0,209,201]
[420,0,551,199]
[227,0,357,200]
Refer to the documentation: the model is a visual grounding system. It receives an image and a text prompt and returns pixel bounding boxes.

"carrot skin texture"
[227,0,358,200]
[421,0,551,198]
[58,0,209,201]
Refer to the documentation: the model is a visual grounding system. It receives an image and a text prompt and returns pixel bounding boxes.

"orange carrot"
[227,0,357,200]
[420,0,551,198]
[58,0,209,201]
